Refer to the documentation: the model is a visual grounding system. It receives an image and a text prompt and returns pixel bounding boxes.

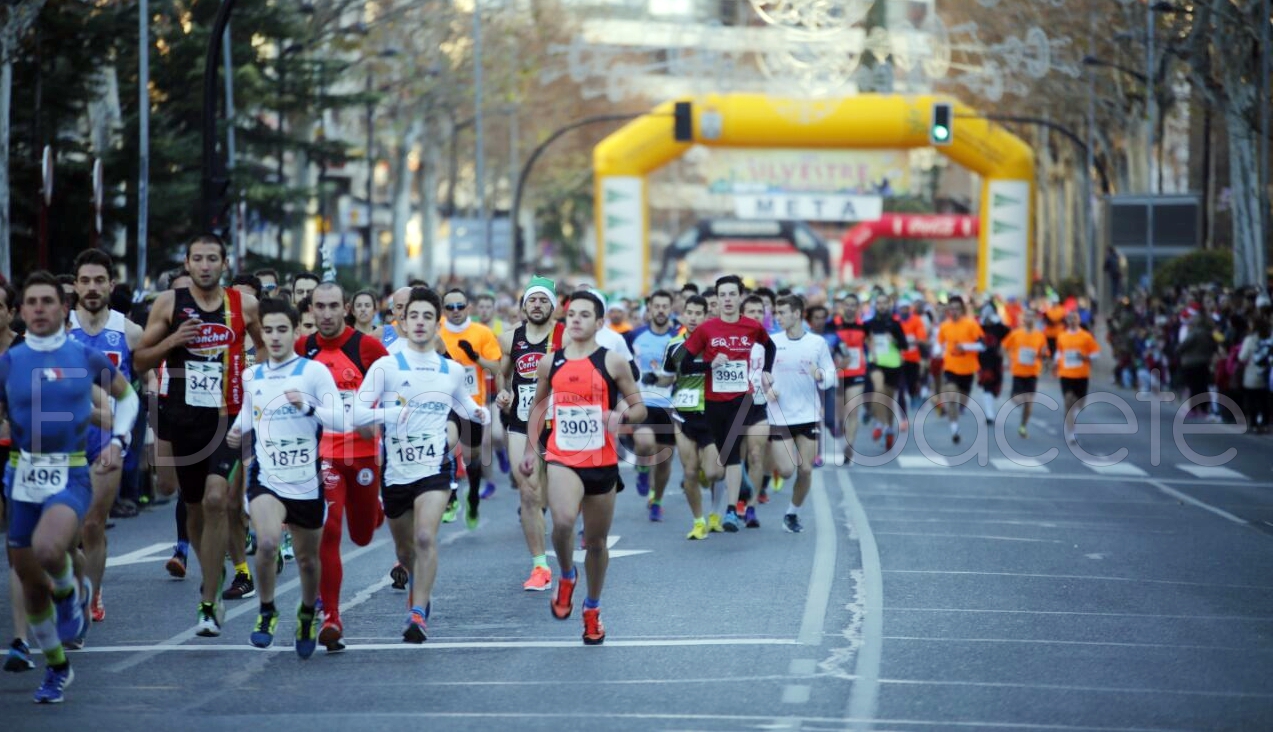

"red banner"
[839,214,979,279]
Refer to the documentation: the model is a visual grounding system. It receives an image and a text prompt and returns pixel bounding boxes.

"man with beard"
[67,249,144,624]
[627,290,678,520]
[494,277,564,591]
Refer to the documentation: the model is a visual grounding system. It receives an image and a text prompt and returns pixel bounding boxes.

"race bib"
[553,404,604,453]
[516,383,537,422]
[464,366,479,396]
[1063,349,1083,369]
[339,390,355,426]
[672,388,701,410]
[713,359,749,393]
[186,361,223,408]
[847,348,862,371]
[1018,347,1036,366]
[11,452,70,503]
[872,334,893,354]
[262,442,316,486]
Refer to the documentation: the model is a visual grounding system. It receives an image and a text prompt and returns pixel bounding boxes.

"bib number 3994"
[11,452,70,503]
[186,361,224,409]
[713,360,749,393]
[553,405,604,453]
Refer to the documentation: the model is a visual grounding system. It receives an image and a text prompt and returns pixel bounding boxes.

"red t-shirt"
[295,326,389,460]
[682,316,771,402]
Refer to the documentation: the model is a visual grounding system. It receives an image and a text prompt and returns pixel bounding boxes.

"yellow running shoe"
[707,513,724,533]
[686,521,709,540]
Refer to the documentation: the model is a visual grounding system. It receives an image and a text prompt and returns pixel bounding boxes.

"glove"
[640,372,659,386]
[457,340,480,361]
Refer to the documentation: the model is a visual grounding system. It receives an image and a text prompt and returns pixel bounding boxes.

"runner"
[380,286,411,349]
[668,275,775,532]
[351,289,380,336]
[353,287,488,643]
[494,277,563,590]
[66,249,145,624]
[864,293,907,451]
[296,282,389,651]
[628,289,678,520]
[150,269,194,580]
[936,295,985,444]
[766,294,836,533]
[227,298,343,657]
[832,295,869,463]
[661,295,724,538]
[2,271,139,702]
[0,281,32,672]
[134,234,263,637]
[740,295,773,519]
[1055,310,1100,444]
[897,297,929,430]
[977,303,1011,424]
[1001,308,1049,437]
[437,289,502,527]
[291,272,319,307]
[520,290,646,645]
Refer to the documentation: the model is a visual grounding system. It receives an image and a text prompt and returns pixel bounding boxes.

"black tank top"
[166,287,247,418]
[506,323,554,428]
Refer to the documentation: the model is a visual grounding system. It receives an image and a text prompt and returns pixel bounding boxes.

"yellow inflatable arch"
[593,93,1034,297]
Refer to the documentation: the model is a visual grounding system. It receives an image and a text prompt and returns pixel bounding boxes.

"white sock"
[786,501,798,516]
[950,421,959,435]
[982,392,995,417]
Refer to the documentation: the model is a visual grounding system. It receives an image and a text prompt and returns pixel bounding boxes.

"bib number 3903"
[713,359,749,393]
[186,361,224,408]
[553,405,604,453]
[11,452,70,503]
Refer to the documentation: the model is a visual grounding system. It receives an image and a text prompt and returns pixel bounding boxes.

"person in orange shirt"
[1054,310,1101,444]
[936,295,985,444]
[897,298,928,430]
[1043,300,1067,364]
[439,288,504,528]
[1001,308,1049,438]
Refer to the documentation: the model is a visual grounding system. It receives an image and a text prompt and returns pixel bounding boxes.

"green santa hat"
[522,276,556,305]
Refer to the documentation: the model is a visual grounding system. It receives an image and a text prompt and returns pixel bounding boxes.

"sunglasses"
[444,302,468,311]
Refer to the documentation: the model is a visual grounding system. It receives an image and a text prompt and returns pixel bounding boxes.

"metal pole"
[472,0,489,277]
[1085,17,1097,303]
[1259,0,1270,290]
[1145,4,1155,289]
[365,72,375,286]
[137,0,149,287]
[276,44,286,259]
[222,21,238,271]
[201,0,236,231]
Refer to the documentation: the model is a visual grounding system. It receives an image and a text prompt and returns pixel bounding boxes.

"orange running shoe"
[582,607,605,645]
[318,612,344,652]
[91,590,105,623]
[523,565,552,592]
[551,572,576,619]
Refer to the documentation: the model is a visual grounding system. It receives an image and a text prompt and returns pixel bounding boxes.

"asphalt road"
[3,376,1272,730]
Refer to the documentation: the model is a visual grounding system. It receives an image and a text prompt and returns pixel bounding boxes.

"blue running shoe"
[4,639,34,672]
[497,448,510,474]
[744,506,760,529]
[250,610,278,649]
[648,502,663,522]
[33,665,73,704]
[480,481,496,500]
[295,606,318,659]
[53,582,84,645]
[635,466,650,496]
[403,606,428,644]
[722,510,741,533]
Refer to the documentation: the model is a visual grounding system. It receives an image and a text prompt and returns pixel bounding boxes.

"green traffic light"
[932,125,950,141]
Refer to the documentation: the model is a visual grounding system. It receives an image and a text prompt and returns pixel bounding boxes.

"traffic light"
[930,102,952,145]
[673,101,693,142]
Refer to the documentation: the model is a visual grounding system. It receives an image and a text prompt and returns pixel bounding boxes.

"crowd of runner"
[0,235,1146,704]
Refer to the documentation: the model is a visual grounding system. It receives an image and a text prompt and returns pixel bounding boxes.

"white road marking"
[847,466,1272,489]
[1149,480,1249,526]
[105,542,175,568]
[833,470,883,729]
[797,472,836,646]
[547,534,651,562]
[884,569,1273,590]
[990,458,1049,472]
[1175,464,1248,481]
[69,637,800,653]
[885,606,1273,621]
[875,531,1064,544]
[1084,462,1148,477]
[896,455,949,469]
[789,659,818,675]
[781,685,812,703]
[881,635,1273,652]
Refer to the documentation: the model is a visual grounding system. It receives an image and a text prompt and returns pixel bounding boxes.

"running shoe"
[884,431,896,451]
[169,548,194,581]
[722,510,741,533]
[523,565,552,592]
[1018,424,1028,438]
[53,583,83,644]
[195,602,222,637]
[686,522,709,541]
[319,613,345,653]
[281,531,295,562]
[707,513,724,533]
[466,501,480,530]
[635,466,650,497]
[480,481,496,500]
[442,496,459,523]
[744,506,760,529]
[403,606,428,644]
[245,529,257,556]
[758,488,769,505]
[90,590,105,623]
[772,474,785,493]
[250,609,278,648]
[872,426,883,442]
[582,607,605,646]
[735,500,747,515]
[222,571,256,601]
[783,513,804,533]
[295,606,318,658]
[4,639,34,672]
[813,455,824,468]
[497,447,511,474]
[952,432,961,445]
[551,572,577,620]
[648,502,663,522]
[390,563,409,591]
[33,665,73,704]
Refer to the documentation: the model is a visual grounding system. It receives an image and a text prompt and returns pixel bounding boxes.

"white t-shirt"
[598,327,634,361]
[766,331,837,427]
[233,357,343,500]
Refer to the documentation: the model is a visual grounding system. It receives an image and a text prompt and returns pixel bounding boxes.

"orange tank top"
[545,347,620,468]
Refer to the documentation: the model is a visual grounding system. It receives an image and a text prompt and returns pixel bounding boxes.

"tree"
[0,0,44,280]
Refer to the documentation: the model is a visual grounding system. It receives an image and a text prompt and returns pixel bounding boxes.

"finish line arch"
[593,93,1034,297]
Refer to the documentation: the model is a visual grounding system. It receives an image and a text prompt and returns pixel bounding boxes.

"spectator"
[1238,316,1272,433]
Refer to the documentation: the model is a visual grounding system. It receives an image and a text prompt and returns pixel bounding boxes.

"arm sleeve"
[480,330,502,361]
[817,342,837,390]
[307,364,345,430]
[761,337,777,372]
[350,360,387,428]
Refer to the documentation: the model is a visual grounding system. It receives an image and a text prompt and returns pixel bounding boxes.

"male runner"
[520,290,645,645]
[135,235,263,637]
[1055,310,1100,444]
[864,293,907,450]
[67,249,145,623]
[628,289,678,519]
[228,298,343,656]
[897,298,929,429]
[2,271,139,702]
[662,295,723,538]
[0,281,33,672]
[438,289,501,526]
[296,281,389,650]
[494,277,563,590]
[669,275,775,532]
[353,287,487,642]
[380,286,412,350]
[766,294,836,533]
[977,303,1012,424]
[291,272,319,308]
[1001,308,1049,437]
[936,295,984,444]
[740,295,774,518]
[832,295,868,463]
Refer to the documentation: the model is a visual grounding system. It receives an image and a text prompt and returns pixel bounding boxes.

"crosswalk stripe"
[989,458,1049,473]
[897,455,950,469]
[1083,462,1149,477]
[1175,464,1248,480]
